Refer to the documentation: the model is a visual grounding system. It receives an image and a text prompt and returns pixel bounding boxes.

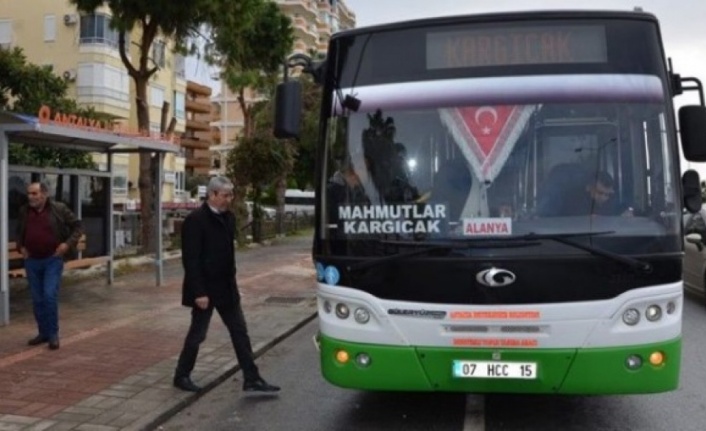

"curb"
[143,311,319,431]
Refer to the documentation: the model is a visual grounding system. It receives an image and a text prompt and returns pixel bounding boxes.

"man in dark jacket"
[173,176,280,393]
[15,182,83,350]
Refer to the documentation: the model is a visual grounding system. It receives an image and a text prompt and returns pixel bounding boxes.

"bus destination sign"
[427,25,607,69]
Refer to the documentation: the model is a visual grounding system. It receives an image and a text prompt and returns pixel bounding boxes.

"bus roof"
[331,9,659,41]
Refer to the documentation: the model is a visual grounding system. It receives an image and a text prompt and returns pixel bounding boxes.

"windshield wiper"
[519,231,652,273]
[346,239,540,272]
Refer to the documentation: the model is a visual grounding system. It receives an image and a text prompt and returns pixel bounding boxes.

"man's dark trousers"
[175,303,260,381]
[25,256,64,339]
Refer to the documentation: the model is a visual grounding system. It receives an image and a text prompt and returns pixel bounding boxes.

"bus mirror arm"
[669,58,705,105]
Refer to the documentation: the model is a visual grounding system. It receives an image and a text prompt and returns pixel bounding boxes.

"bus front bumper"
[319,334,681,394]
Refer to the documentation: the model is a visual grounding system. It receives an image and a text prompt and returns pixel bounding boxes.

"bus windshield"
[322,75,680,256]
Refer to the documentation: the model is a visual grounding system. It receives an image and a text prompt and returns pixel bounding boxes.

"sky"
[187,0,706,174]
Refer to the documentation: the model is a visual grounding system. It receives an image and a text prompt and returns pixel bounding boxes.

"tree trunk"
[275,176,286,236]
[252,184,262,243]
[135,77,156,254]
[237,88,252,139]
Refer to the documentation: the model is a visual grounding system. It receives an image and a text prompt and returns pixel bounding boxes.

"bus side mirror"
[679,105,706,161]
[682,169,702,213]
[274,81,302,140]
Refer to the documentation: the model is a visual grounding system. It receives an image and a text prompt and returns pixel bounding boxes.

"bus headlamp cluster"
[323,300,372,325]
[625,350,666,370]
[621,301,675,326]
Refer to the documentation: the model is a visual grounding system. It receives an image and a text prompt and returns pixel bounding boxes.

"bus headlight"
[356,353,372,367]
[645,305,662,322]
[335,303,350,319]
[622,308,640,326]
[353,307,370,324]
[323,300,332,314]
[626,354,642,370]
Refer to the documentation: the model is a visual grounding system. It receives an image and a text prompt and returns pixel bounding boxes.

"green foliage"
[0,46,96,168]
[213,0,293,75]
[293,78,322,190]
[227,129,294,189]
[186,173,210,196]
[215,0,293,138]
[249,76,321,190]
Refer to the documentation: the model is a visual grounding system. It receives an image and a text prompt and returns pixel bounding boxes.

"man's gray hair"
[207,176,234,194]
[30,181,50,194]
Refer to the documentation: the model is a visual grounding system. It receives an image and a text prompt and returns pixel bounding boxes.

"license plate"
[452,360,537,379]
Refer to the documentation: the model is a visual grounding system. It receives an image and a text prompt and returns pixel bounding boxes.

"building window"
[174,54,185,78]
[0,20,12,48]
[79,13,128,48]
[150,85,165,108]
[44,15,56,42]
[176,172,185,192]
[173,91,185,119]
[152,40,166,68]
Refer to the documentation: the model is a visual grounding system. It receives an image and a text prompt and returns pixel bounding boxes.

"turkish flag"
[440,105,535,182]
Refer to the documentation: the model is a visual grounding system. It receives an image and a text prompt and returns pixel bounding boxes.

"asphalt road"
[157,292,706,431]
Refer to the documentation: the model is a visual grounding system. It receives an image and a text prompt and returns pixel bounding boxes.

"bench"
[7,235,110,278]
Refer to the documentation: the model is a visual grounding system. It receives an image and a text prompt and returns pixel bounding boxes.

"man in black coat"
[173,176,280,393]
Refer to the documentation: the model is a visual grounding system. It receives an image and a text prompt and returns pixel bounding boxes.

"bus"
[275,9,706,394]
[284,189,316,216]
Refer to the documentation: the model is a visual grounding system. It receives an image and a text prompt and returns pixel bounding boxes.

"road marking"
[463,395,485,431]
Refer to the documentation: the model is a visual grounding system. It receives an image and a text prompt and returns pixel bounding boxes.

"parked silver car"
[683,207,706,301]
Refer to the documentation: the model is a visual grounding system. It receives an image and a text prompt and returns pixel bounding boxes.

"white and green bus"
[275,9,706,394]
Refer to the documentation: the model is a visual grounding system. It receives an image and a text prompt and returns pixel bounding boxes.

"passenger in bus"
[548,170,633,217]
[492,201,514,218]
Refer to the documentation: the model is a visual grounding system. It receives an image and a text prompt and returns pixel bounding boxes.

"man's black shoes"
[48,337,60,350]
[243,377,280,393]
[173,376,201,392]
[27,335,48,346]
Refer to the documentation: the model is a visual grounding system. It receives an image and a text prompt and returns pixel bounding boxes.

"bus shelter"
[0,108,179,326]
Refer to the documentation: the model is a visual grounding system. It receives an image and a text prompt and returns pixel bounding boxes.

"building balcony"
[279,0,318,20]
[180,136,212,150]
[294,27,317,46]
[185,99,212,114]
[186,119,210,131]
[317,22,332,37]
[186,157,211,168]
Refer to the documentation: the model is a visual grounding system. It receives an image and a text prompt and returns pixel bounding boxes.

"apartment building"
[0,0,188,204]
[209,0,356,175]
[182,81,213,177]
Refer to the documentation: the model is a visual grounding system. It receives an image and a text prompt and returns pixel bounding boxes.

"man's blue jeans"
[24,256,64,339]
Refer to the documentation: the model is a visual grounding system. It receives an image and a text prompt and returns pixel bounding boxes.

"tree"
[290,77,322,190]
[69,0,257,252]
[227,115,294,243]
[0,46,98,169]
[214,1,293,140]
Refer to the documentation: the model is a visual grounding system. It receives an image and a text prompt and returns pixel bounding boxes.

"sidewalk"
[0,235,318,431]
